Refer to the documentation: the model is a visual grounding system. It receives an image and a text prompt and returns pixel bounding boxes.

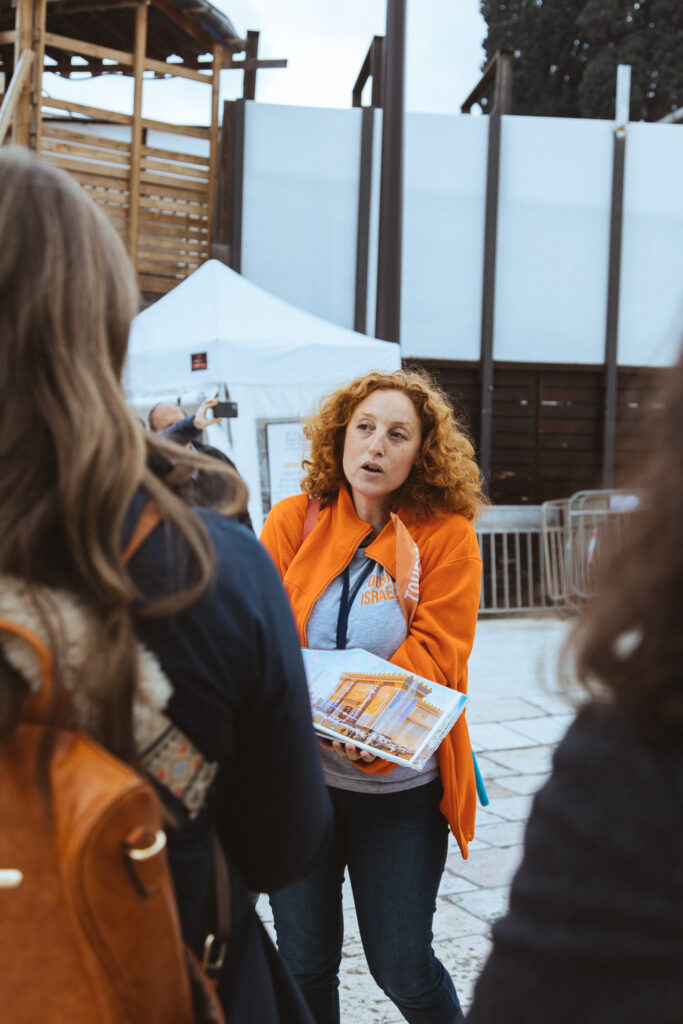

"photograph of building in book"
[312,670,442,760]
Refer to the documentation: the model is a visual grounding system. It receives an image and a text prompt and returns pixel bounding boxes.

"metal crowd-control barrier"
[475,492,640,616]
[541,489,641,606]
[475,505,561,615]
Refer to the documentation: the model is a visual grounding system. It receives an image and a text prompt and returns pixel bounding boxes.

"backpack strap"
[122,500,162,563]
[0,618,58,723]
[300,497,321,548]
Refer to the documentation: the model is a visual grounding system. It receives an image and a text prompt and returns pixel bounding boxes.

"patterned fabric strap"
[139,722,219,819]
[123,501,218,819]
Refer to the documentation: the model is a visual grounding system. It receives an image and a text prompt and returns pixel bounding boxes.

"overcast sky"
[42,1,487,123]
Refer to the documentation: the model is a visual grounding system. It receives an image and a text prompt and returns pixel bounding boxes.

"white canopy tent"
[124,259,401,531]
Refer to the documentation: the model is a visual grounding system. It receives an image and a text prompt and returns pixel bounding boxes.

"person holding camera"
[149,398,252,526]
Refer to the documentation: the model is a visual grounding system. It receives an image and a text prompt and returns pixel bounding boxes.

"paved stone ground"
[258,614,577,1022]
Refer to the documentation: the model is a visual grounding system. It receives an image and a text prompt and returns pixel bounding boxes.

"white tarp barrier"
[238,103,683,368]
[124,260,401,531]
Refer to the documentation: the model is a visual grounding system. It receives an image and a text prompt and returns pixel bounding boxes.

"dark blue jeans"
[270,779,464,1024]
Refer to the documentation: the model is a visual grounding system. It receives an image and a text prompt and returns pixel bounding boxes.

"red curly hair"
[301,368,486,521]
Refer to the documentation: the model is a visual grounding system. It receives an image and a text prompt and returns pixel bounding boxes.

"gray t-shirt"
[306,546,440,793]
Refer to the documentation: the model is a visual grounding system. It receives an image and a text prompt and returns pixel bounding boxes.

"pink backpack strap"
[300,498,321,548]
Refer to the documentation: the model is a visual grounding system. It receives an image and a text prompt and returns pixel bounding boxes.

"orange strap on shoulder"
[300,498,321,548]
[0,618,58,722]
[122,500,162,564]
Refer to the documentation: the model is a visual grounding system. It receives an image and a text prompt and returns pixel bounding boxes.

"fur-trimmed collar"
[0,574,172,754]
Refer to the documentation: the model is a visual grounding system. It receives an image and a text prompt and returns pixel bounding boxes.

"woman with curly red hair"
[261,368,486,1024]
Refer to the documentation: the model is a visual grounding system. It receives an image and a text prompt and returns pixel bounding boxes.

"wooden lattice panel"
[39,115,211,298]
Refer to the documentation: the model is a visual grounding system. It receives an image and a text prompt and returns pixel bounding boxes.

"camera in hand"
[213,401,238,418]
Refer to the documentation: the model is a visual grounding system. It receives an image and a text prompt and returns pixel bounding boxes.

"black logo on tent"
[191,352,207,371]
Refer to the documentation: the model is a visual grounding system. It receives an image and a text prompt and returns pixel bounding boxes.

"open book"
[302,648,467,772]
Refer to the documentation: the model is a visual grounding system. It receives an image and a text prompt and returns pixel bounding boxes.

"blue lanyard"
[335,557,376,650]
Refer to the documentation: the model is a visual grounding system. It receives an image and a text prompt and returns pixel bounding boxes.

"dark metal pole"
[354,106,375,333]
[211,100,232,264]
[242,30,259,100]
[370,36,384,109]
[230,97,245,273]
[375,0,406,344]
[602,130,627,488]
[478,110,503,489]
[493,51,513,115]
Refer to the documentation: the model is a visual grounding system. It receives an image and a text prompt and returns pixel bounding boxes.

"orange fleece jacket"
[260,488,482,859]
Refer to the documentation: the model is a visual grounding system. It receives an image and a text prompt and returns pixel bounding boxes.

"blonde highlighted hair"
[301,368,486,521]
[0,148,245,761]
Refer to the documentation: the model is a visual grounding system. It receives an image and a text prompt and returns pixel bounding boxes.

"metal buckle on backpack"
[202,933,227,978]
[125,830,167,861]
[0,869,23,889]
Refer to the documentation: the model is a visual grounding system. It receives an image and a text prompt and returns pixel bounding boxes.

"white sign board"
[265,420,308,509]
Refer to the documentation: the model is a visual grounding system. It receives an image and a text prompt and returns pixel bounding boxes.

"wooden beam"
[43,31,135,67]
[140,115,209,139]
[129,1,147,268]
[145,54,212,83]
[207,41,221,249]
[42,124,132,152]
[141,143,208,166]
[46,0,140,13]
[32,0,48,153]
[41,93,133,123]
[13,0,33,146]
[220,55,287,72]
[41,136,131,165]
[48,58,109,77]
[142,154,208,179]
[0,49,34,145]
[0,31,18,46]
[242,29,258,100]
[42,30,213,83]
[46,153,130,180]
[45,62,120,77]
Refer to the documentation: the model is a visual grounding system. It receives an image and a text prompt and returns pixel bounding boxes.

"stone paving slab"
[506,713,575,745]
[501,771,550,795]
[488,793,534,821]
[438,870,478,896]
[432,898,491,939]
[453,885,511,924]
[465,696,545,723]
[481,779,522,798]
[470,721,539,751]
[525,690,575,716]
[451,843,525,890]
[471,753,519,778]
[474,819,527,848]
[484,743,556,775]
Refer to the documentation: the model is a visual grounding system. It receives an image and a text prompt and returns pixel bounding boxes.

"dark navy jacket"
[123,491,331,1021]
[466,704,683,1024]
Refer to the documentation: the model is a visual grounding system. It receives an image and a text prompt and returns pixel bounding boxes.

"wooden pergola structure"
[0,0,283,299]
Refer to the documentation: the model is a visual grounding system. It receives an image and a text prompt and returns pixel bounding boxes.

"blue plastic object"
[472,751,490,807]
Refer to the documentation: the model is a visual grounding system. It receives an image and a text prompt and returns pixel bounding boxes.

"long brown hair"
[0,148,245,760]
[301,368,486,521]
[570,345,683,743]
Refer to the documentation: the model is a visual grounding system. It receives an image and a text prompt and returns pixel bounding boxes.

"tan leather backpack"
[0,616,227,1023]
[0,500,226,1023]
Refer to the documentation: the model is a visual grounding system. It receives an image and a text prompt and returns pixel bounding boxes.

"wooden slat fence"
[39,108,211,298]
[412,359,670,505]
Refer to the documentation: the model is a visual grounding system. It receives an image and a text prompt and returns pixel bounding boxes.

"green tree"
[479,0,683,120]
